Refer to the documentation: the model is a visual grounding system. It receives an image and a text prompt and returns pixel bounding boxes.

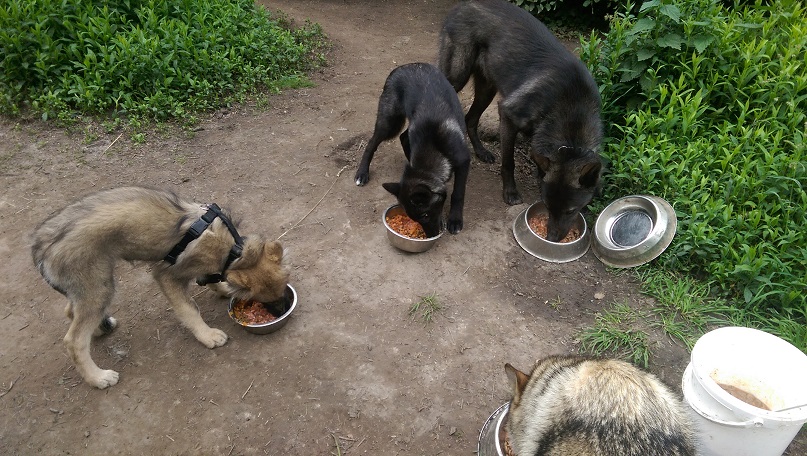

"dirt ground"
[1,1,804,454]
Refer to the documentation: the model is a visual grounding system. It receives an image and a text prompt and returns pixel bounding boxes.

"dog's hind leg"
[465,74,497,163]
[154,273,228,349]
[64,287,120,389]
[64,302,117,337]
[437,36,474,93]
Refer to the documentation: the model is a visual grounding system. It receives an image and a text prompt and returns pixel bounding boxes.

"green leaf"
[639,0,660,12]
[659,4,681,22]
[629,18,656,35]
[692,35,715,53]
[636,48,656,61]
[657,33,684,50]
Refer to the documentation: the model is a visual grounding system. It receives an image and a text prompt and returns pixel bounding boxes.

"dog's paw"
[503,190,523,206]
[476,149,496,164]
[94,316,118,337]
[354,170,370,186]
[447,218,463,234]
[88,369,120,389]
[197,328,228,348]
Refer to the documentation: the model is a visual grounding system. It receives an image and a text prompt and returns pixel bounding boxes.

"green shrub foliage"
[511,0,620,15]
[0,0,326,120]
[580,0,806,339]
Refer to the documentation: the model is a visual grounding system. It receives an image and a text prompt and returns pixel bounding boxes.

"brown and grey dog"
[504,355,697,455]
[31,186,288,389]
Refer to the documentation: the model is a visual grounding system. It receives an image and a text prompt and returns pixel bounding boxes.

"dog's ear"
[504,363,531,403]
[578,159,602,188]
[533,154,551,178]
[382,182,401,197]
[265,240,284,264]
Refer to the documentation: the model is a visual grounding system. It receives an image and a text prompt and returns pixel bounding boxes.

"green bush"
[0,0,327,121]
[511,0,620,15]
[580,0,806,347]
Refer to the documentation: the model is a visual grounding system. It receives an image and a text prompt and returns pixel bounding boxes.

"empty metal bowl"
[591,195,677,268]
[512,201,591,263]
[228,284,297,335]
[383,204,442,253]
[477,402,509,456]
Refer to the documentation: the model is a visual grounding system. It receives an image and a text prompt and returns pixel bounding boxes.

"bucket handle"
[687,394,764,428]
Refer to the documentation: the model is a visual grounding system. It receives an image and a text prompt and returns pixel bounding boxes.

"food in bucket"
[716,382,771,410]
[499,428,516,456]
[528,213,581,243]
[231,299,279,325]
[386,213,427,239]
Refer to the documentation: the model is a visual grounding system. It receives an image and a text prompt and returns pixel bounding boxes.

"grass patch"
[409,292,443,326]
[579,300,651,367]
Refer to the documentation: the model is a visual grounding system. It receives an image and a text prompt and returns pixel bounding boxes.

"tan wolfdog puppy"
[31,187,288,389]
[504,355,696,455]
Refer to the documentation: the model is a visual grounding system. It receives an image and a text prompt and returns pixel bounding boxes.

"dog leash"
[163,203,243,284]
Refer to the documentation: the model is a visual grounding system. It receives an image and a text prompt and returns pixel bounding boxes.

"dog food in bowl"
[386,213,427,239]
[230,299,280,325]
[228,284,297,335]
[528,213,581,243]
[499,428,516,456]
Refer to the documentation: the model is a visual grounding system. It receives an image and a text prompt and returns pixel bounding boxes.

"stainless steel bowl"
[477,402,509,456]
[228,284,297,335]
[383,204,442,253]
[512,201,591,263]
[591,195,677,268]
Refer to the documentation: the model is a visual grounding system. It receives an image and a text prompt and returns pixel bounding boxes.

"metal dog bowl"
[228,284,297,335]
[478,402,509,456]
[383,204,443,253]
[591,195,677,268]
[512,201,590,263]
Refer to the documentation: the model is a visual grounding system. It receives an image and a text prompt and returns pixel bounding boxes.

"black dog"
[438,0,603,241]
[355,62,471,236]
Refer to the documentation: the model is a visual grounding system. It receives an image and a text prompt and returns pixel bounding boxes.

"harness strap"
[164,205,221,265]
[163,204,244,285]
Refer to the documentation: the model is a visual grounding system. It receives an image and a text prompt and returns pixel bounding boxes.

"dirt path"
[0,0,803,454]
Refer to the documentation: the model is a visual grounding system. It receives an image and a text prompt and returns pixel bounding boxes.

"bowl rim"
[477,402,510,456]
[228,284,297,329]
[591,195,677,268]
[382,204,443,241]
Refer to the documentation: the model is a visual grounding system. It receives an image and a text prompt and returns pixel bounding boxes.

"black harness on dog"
[163,203,243,285]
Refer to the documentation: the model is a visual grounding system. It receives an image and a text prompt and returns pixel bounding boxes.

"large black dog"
[438,0,603,242]
[355,62,471,237]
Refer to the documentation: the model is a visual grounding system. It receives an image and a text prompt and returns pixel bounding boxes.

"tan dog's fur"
[505,355,696,455]
[31,187,288,389]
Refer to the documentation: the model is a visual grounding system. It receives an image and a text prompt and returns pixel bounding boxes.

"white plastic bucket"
[682,326,807,456]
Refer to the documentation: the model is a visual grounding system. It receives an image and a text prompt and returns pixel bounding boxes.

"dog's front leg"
[154,273,228,348]
[499,109,523,205]
[447,156,470,234]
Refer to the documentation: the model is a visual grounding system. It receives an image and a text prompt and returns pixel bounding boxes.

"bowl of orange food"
[512,201,590,263]
[228,284,297,335]
[383,204,442,253]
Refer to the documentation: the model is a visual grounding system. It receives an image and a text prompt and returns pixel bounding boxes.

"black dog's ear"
[578,159,602,188]
[533,154,551,178]
[382,182,401,196]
